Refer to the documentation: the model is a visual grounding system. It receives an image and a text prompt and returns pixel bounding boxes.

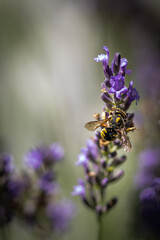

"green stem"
[97,215,103,240]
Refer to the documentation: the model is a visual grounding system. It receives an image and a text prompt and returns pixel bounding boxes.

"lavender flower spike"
[0,142,74,237]
[73,46,139,240]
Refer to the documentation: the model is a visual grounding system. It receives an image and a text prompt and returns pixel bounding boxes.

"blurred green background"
[0,0,160,239]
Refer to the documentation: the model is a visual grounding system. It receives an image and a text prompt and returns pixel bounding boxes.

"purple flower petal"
[120,58,131,76]
[127,81,140,104]
[24,147,43,170]
[71,179,85,197]
[7,178,25,197]
[86,139,99,160]
[75,153,88,166]
[94,54,108,63]
[115,87,128,99]
[111,52,121,74]
[110,75,125,91]
[46,200,75,232]
[101,178,108,187]
[94,46,110,78]
[38,171,59,194]
[1,153,15,173]
[47,143,64,162]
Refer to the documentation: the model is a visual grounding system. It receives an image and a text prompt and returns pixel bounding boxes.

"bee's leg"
[101,123,108,128]
[99,139,110,147]
[111,106,116,111]
[115,130,122,136]
[126,127,136,132]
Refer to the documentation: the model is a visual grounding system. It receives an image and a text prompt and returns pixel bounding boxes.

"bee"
[85,108,136,152]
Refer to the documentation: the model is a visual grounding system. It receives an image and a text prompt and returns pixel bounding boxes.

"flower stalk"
[97,214,103,240]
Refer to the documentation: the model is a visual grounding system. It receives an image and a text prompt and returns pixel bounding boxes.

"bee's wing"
[84,120,107,131]
[120,129,132,152]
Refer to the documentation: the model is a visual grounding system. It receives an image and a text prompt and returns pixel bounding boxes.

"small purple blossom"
[24,147,43,170]
[94,46,110,78]
[71,179,85,198]
[101,178,108,188]
[0,153,14,173]
[110,75,125,91]
[38,171,58,194]
[94,46,109,66]
[24,143,64,170]
[86,138,99,161]
[44,143,64,164]
[7,178,25,197]
[120,58,132,75]
[109,75,128,99]
[127,81,140,104]
[76,139,99,166]
[46,201,75,232]
[75,153,88,166]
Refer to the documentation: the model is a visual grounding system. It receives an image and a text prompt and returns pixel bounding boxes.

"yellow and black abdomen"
[101,127,118,141]
[110,115,124,130]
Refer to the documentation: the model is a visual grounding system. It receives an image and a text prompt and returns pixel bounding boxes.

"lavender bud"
[94,131,101,147]
[112,53,121,75]
[104,66,113,79]
[108,151,117,158]
[123,97,132,111]
[104,78,112,88]
[101,178,108,188]
[109,169,124,182]
[101,92,113,104]
[112,155,127,167]
[106,198,118,211]
[100,158,107,169]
